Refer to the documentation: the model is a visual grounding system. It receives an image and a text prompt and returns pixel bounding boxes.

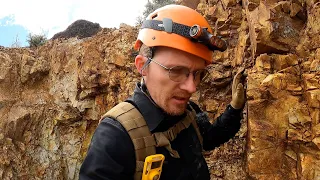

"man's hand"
[230,68,246,109]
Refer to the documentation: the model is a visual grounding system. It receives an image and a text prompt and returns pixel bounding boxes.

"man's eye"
[171,67,189,75]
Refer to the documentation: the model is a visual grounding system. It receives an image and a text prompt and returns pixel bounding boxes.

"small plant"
[27,32,47,48]
[11,34,21,48]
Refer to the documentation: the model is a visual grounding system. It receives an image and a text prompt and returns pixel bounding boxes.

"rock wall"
[196,0,320,179]
[0,0,319,179]
[0,25,139,180]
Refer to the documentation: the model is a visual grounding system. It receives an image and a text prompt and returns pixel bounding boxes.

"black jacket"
[80,83,242,180]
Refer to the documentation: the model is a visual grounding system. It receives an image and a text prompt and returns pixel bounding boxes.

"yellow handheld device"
[142,154,165,180]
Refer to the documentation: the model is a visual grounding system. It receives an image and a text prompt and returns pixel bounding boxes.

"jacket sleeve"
[191,102,242,151]
[79,117,135,180]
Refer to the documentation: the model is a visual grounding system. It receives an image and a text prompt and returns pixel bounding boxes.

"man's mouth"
[172,96,190,103]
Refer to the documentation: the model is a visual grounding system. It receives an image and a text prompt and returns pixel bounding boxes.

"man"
[80,4,245,180]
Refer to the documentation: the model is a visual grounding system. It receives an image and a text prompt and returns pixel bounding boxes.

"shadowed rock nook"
[0,0,320,179]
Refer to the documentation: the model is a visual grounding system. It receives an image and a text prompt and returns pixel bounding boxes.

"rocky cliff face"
[0,0,319,179]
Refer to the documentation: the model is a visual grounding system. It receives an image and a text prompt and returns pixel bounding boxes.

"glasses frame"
[147,58,209,84]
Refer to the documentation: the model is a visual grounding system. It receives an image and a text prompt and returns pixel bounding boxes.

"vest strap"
[101,102,156,180]
[100,101,204,180]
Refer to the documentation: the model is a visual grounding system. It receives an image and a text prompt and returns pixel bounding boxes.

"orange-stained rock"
[312,137,320,150]
[0,52,11,81]
[310,59,320,72]
[246,71,268,100]
[311,109,320,126]
[298,153,320,179]
[272,54,299,71]
[255,54,272,72]
[20,54,50,83]
[306,90,320,108]
[255,53,299,73]
[313,123,320,137]
[260,73,301,97]
[303,74,320,90]
[247,147,284,175]
[204,99,220,113]
[247,83,317,179]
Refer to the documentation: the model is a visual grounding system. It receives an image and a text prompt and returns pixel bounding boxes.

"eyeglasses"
[147,58,208,84]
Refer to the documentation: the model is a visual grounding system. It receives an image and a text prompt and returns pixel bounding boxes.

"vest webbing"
[100,102,203,180]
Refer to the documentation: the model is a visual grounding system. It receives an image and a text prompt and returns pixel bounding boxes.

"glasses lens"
[169,66,190,82]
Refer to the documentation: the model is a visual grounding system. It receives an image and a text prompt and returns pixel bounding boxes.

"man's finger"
[236,83,244,98]
[233,68,244,91]
[237,83,244,91]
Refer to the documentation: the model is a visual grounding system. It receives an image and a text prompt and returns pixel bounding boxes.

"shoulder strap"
[100,102,156,180]
[188,108,204,147]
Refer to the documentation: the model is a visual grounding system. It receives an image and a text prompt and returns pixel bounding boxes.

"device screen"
[151,160,162,169]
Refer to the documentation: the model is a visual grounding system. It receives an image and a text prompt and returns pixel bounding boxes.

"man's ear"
[135,55,148,75]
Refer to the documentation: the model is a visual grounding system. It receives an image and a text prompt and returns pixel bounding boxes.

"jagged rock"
[0,52,12,81]
[204,99,220,112]
[313,123,320,137]
[246,1,305,56]
[306,90,320,108]
[0,0,320,179]
[311,59,320,72]
[303,74,320,90]
[177,0,200,9]
[299,153,320,178]
[255,54,299,72]
[247,71,268,100]
[52,20,101,40]
[20,54,50,83]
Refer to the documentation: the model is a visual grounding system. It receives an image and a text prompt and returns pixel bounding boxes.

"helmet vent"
[151,13,158,19]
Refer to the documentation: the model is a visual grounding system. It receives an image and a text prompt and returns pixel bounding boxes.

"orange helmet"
[134,5,227,65]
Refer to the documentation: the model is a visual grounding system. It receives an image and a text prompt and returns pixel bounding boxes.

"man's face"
[143,47,206,115]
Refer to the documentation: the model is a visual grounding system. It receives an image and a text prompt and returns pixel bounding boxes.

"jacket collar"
[128,82,186,132]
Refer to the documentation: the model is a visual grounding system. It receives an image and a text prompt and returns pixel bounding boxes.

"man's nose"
[179,74,197,94]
